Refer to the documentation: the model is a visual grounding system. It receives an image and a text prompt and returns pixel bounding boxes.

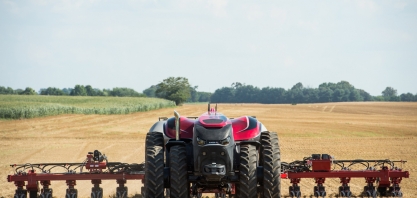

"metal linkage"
[7,150,145,198]
[282,154,409,198]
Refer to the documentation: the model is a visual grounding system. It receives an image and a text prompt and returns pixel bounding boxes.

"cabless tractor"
[7,104,410,198]
[143,104,281,198]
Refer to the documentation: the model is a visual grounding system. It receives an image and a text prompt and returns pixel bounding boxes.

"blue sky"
[1,0,416,96]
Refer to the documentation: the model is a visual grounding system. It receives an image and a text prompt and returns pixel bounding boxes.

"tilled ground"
[0,102,416,197]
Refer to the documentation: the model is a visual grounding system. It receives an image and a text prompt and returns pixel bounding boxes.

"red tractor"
[142,104,281,198]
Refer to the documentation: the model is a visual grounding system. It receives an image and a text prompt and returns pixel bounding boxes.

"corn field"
[0,95,176,119]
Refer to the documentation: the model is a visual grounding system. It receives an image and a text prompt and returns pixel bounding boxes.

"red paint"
[164,112,262,141]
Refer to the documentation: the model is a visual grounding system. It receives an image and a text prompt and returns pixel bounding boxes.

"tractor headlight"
[197,137,206,145]
[220,136,231,145]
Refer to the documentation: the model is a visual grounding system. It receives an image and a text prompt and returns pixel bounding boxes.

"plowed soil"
[0,102,416,197]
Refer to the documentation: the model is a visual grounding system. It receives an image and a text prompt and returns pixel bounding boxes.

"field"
[0,95,176,119]
[0,102,416,197]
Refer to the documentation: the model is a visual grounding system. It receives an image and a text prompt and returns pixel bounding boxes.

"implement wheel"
[169,145,189,198]
[260,131,281,198]
[236,144,258,198]
[144,132,165,198]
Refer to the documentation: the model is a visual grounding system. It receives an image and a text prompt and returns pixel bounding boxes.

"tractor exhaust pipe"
[174,110,180,140]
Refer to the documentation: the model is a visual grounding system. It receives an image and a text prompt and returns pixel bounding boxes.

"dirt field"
[0,102,416,197]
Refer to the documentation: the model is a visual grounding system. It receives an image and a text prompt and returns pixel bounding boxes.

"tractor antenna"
[208,103,211,115]
[215,104,217,115]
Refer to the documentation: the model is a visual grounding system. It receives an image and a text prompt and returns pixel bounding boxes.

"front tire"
[260,131,281,198]
[144,132,165,198]
[236,144,257,198]
[169,145,189,198]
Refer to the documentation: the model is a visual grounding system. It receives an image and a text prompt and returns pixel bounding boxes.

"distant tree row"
[0,86,37,95]
[210,81,417,103]
[1,85,146,97]
[2,79,416,104]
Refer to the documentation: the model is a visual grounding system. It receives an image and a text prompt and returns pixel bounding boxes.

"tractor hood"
[194,124,232,141]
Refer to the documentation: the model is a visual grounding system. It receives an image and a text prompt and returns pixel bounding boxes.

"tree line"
[2,78,416,105]
[0,85,146,97]
[210,81,417,103]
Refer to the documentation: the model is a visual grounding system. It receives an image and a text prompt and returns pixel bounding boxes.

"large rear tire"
[144,132,165,198]
[260,131,281,198]
[169,145,189,198]
[236,144,258,198]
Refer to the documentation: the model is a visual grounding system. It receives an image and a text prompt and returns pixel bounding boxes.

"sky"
[0,0,416,96]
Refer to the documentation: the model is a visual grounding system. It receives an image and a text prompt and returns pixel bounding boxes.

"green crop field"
[0,95,176,119]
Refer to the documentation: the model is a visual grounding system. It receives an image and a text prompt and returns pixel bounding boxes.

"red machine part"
[7,153,409,197]
[85,153,107,172]
[285,157,409,197]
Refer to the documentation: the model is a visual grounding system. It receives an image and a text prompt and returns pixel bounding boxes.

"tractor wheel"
[144,132,165,198]
[169,145,189,198]
[236,144,258,198]
[29,191,37,198]
[40,188,53,198]
[91,187,103,198]
[260,131,281,198]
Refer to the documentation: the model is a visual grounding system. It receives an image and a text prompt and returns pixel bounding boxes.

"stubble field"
[0,102,416,197]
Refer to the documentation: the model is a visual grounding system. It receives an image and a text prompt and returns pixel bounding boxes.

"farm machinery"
[7,104,409,197]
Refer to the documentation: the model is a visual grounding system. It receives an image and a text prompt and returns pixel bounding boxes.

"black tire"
[116,186,128,198]
[91,187,103,198]
[144,132,165,198]
[260,131,281,198]
[29,191,37,198]
[377,187,387,197]
[15,189,27,198]
[236,144,258,198]
[40,188,53,198]
[169,145,189,198]
[66,189,78,198]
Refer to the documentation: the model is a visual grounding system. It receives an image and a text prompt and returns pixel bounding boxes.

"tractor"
[143,104,281,198]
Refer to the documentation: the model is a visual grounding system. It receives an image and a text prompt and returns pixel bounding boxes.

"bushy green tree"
[40,87,65,95]
[143,85,158,97]
[156,77,191,105]
[70,85,87,96]
[62,88,72,95]
[210,87,235,103]
[0,86,16,94]
[19,87,37,95]
[382,87,397,101]
[198,92,212,102]
[400,93,414,102]
[189,86,199,102]
[85,85,95,96]
[110,87,145,97]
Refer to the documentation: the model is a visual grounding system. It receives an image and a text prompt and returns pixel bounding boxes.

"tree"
[62,88,72,95]
[400,93,414,102]
[110,87,145,97]
[40,87,65,95]
[210,87,235,103]
[318,87,333,102]
[0,86,16,94]
[156,77,191,105]
[70,85,87,96]
[198,92,211,102]
[143,85,158,97]
[19,87,37,95]
[85,85,95,96]
[188,86,199,102]
[382,87,397,101]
